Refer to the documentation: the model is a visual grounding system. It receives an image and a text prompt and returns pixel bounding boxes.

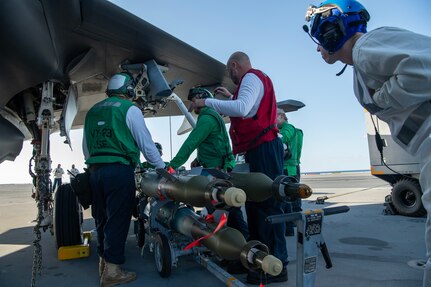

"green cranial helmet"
[106,72,136,98]
[188,87,214,101]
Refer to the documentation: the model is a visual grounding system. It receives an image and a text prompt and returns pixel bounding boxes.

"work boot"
[40,211,52,226]
[99,257,105,277]
[100,262,136,287]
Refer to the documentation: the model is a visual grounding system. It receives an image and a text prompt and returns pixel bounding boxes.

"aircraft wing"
[0,0,234,163]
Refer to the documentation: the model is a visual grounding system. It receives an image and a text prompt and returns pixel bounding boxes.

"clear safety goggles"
[305,4,341,35]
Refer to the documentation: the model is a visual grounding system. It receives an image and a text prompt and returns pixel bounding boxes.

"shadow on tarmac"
[0,176,426,287]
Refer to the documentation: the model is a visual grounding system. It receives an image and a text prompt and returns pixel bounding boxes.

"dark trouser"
[292,166,302,212]
[52,178,62,192]
[244,137,288,266]
[90,163,135,265]
[227,207,249,240]
[284,165,302,233]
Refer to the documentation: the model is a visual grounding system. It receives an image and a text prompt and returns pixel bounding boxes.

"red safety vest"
[229,69,278,154]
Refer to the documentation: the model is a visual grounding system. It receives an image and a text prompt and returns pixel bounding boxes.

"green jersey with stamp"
[84,97,140,166]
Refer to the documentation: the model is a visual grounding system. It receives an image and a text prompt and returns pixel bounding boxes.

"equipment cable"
[369,114,415,180]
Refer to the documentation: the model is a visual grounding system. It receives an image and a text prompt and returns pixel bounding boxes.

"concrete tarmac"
[0,172,426,287]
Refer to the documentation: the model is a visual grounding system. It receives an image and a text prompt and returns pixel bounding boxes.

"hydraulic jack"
[266,205,349,287]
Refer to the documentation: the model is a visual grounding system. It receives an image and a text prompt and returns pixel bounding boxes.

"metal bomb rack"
[266,206,350,287]
[133,169,302,286]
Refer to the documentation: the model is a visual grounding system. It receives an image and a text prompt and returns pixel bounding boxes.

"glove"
[166,166,175,175]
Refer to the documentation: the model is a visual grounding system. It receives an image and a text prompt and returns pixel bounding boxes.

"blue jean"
[52,178,62,192]
[244,138,288,265]
[90,163,135,264]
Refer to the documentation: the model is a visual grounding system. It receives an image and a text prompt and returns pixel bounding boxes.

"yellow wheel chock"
[58,231,91,260]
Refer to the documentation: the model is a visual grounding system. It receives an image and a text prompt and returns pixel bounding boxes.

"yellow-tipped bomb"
[140,172,246,208]
[156,204,282,275]
[229,172,312,202]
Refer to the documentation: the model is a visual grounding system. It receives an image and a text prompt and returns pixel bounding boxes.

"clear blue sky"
[1,0,430,183]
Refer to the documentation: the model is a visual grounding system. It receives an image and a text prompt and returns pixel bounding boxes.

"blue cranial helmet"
[305,0,370,53]
[106,72,136,98]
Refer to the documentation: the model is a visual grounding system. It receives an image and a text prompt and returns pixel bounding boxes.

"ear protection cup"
[124,77,136,99]
[106,72,136,98]
[320,20,346,53]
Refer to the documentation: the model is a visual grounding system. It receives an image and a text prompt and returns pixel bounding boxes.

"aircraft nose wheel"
[154,233,172,278]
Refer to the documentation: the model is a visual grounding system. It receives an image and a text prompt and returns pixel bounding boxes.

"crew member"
[83,72,165,287]
[140,142,167,170]
[52,163,64,192]
[192,52,287,284]
[168,88,248,242]
[69,164,80,182]
[304,1,431,286]
[277,108,303,236]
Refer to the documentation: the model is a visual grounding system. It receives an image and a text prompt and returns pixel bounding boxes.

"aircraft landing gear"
[29,81,56,287]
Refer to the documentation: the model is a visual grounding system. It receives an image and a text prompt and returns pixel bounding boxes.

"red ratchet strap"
[167,166,175,174]
[205,214,215,223]
[184,213,227,250]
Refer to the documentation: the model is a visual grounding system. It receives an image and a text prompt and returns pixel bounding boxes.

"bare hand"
[214,86,232,98]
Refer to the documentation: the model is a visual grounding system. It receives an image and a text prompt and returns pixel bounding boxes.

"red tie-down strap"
[205,214,215,223]
[184,213,227,250]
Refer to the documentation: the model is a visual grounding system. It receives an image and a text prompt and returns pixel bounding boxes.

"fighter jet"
[0,0,237,165]
[0,1,237,284]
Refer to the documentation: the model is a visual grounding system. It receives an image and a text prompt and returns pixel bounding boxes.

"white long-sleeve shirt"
[83,105,165,169]
[353,26,431,155]
[205,73,264,118]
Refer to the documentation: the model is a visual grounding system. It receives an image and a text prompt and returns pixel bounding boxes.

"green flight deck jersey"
[278,121,303,176]
[169,107,235,171]
[84,97,140,167]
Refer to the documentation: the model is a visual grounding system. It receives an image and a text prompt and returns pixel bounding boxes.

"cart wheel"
[136,218,145,248]
[154,233,172,278]
[54,184,83,248]
[392,178,426,217]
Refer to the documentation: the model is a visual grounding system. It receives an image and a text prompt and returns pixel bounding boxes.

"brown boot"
[99,257,105,277]
[100,262,136,287]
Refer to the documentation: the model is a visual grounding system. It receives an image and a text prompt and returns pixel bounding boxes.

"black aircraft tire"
[154,233,172,278]
[392,179,426,217]
[54,184,82,248]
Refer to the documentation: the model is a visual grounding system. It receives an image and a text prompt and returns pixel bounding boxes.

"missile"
[140,172,246,208]
[228,172,312,202]
[155,201,283,276]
